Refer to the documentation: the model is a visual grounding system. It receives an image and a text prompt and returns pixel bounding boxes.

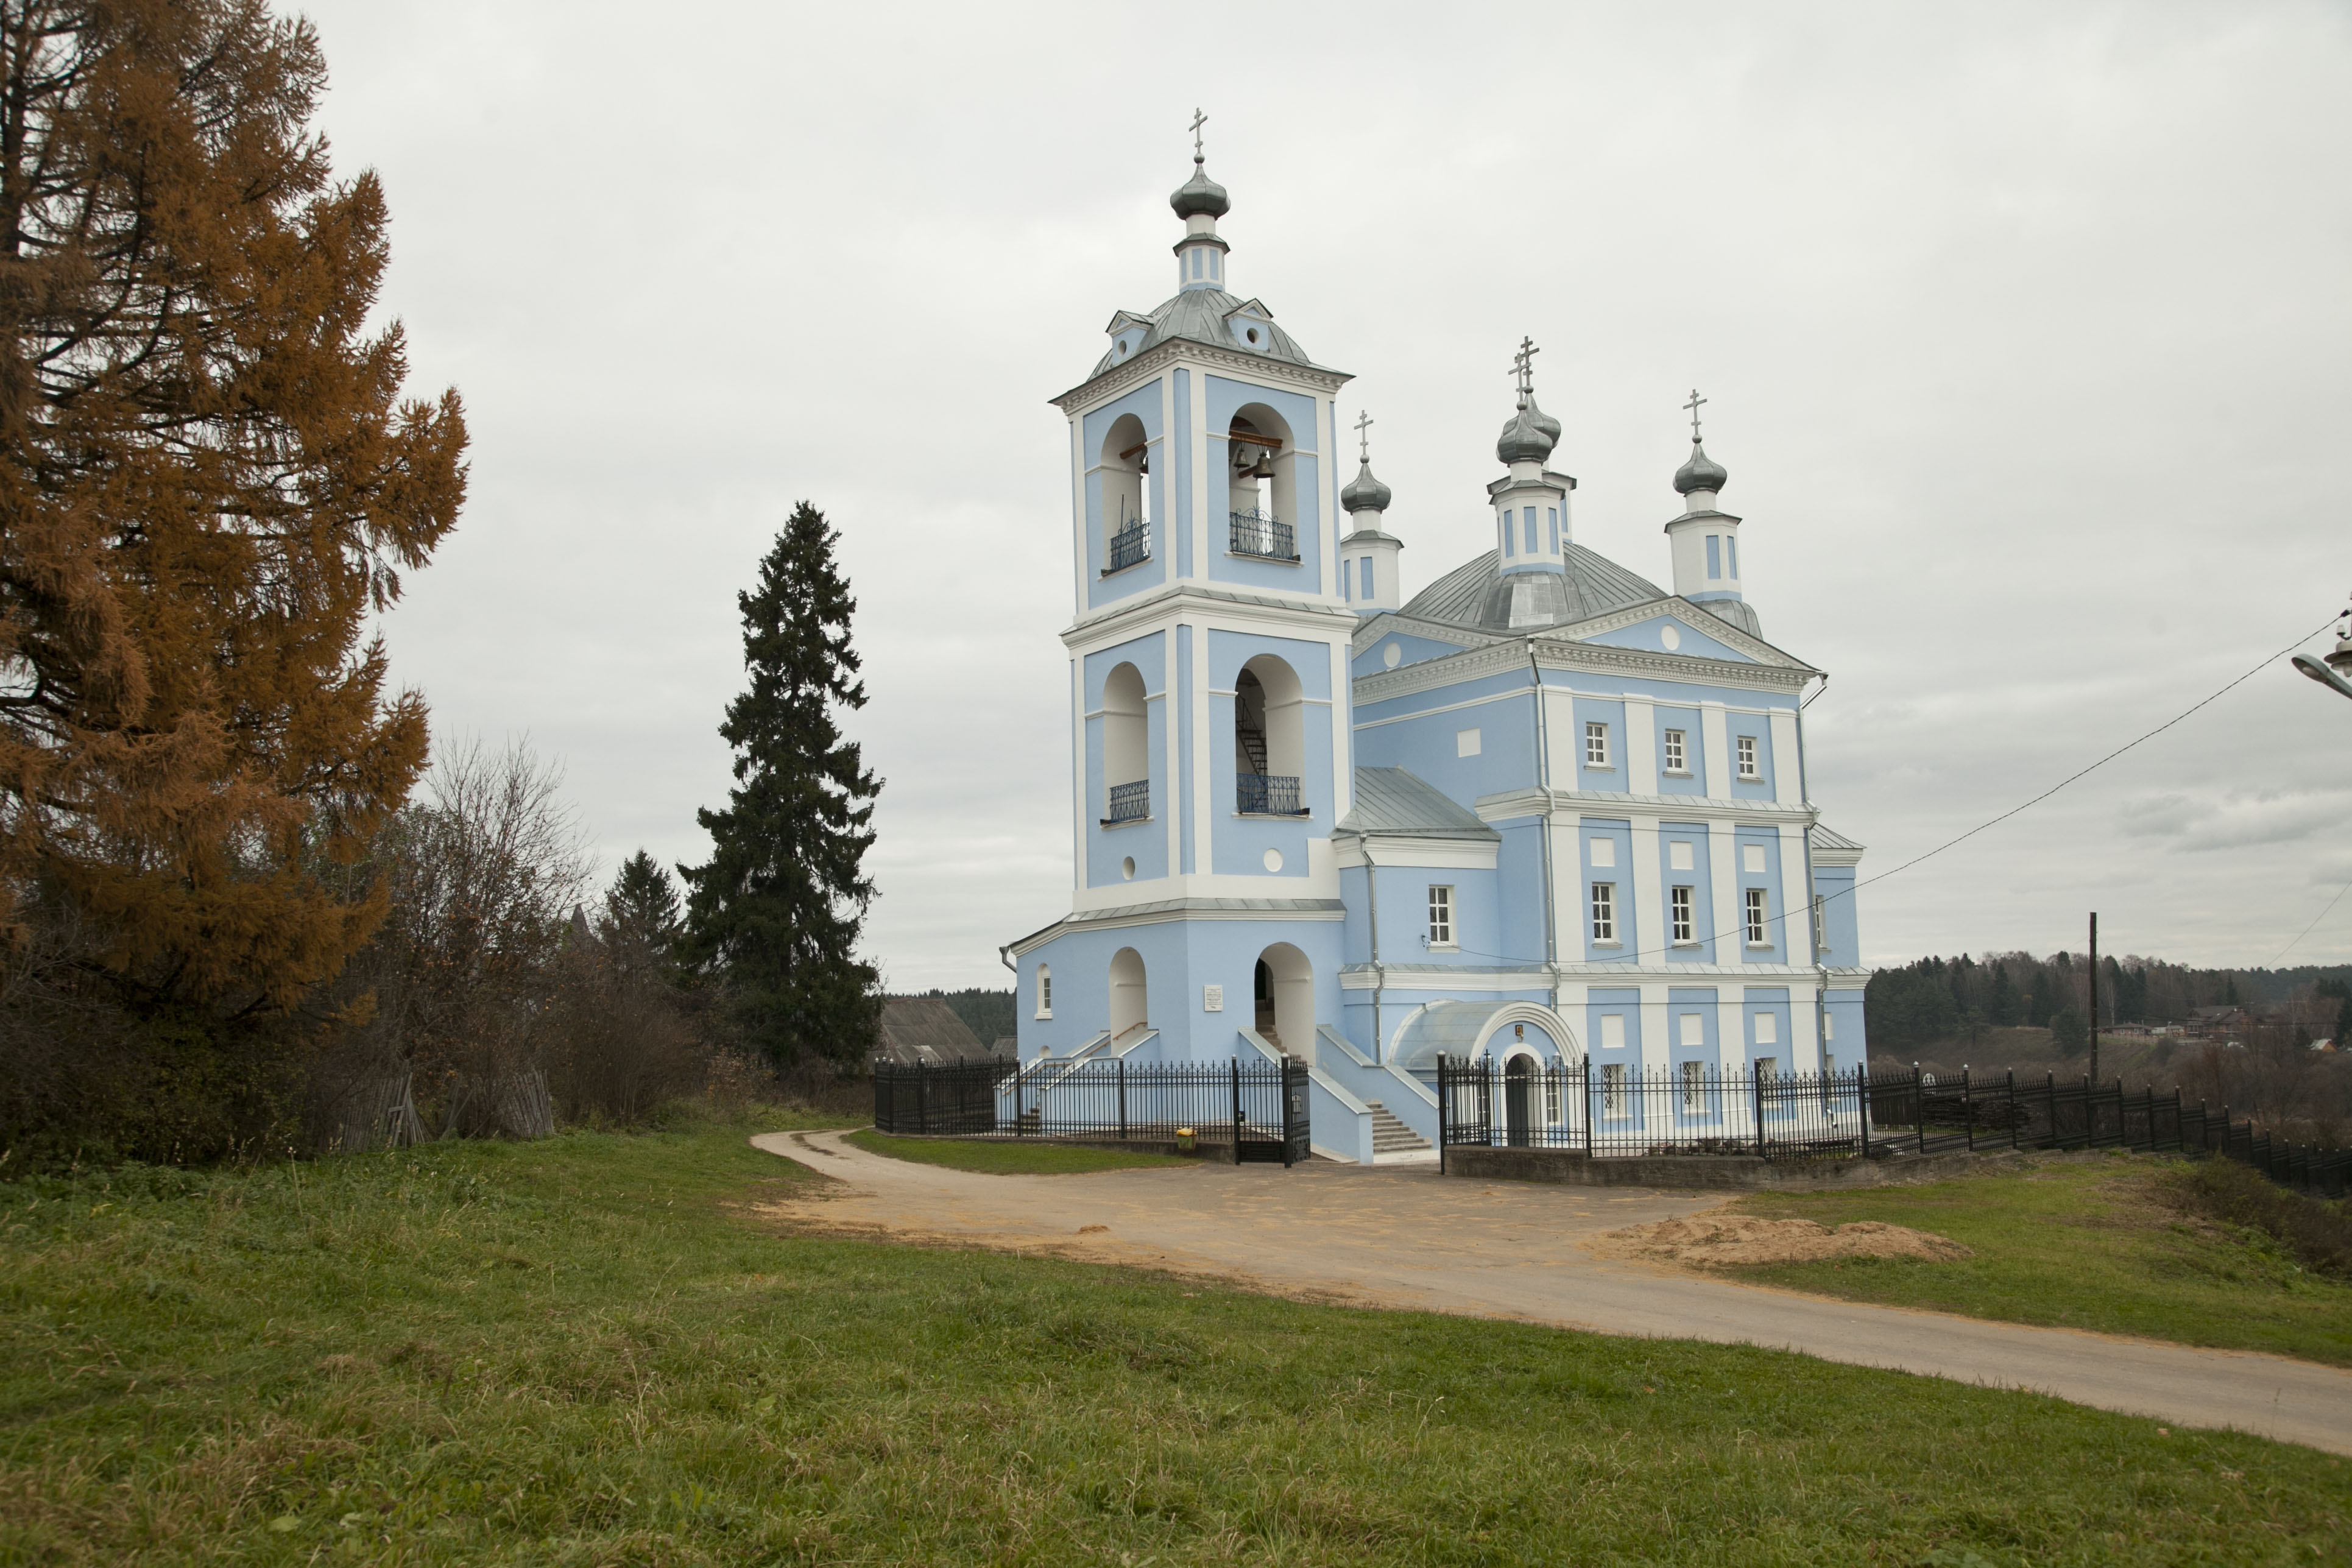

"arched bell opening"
[1101,662,1148,824]
[1252,942,1312,1054]
[1101,412,1150,573]
[1108,947,1148,1039]
[1225,403,1296,561]
[1234,654,1305,816]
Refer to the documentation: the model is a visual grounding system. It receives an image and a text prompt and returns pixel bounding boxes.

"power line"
[2273,875,2352,966]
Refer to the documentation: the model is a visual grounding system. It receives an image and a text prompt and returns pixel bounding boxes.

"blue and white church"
[1004,141,1870,1163]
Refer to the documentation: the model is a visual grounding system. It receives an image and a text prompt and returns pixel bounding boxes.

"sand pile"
[1598,1213,1972,1267]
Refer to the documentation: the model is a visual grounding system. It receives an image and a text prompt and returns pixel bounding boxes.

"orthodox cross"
[1190,108,1207,159]
[1683,387,1707,441]
[1511,336,1540,399]
[1354,409,1374,464]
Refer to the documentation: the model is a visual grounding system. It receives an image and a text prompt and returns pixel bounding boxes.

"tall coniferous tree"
[681,503,881,1064]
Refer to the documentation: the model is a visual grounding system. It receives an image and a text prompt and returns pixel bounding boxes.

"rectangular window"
[1342,559,1352,600]
[1671,885,1694,942]
[1523,506,1537,554]
[1501,509,1514,556]
[1669,839,1695,871]
[1706,535,1722,579]
[1427,885,1454,947]
[1754,1011,1778,1045]
[1813,895,1828,951]
[1681,1059,1704,1112]
[1602,1061,1626,1115]
[1727,535,1739,577]
[1191,248,1203,279]
[1662,728,1686,773]
[1359,557,1373,600]
[1755,1056,1777,1080]
[1585,721,1610,767]
[1590,882,1616,943]
[1823,1012,1835,1042]
[1600,1014,1626,1050]
[1547,508,1559,553]
[1588,836,1616,868]
[1737,735,1760,779]
[1543,1074,1561,1123]
[1679,1012,1703,1047]
[1745,886,1768,945]
[1036,967,1053,1019]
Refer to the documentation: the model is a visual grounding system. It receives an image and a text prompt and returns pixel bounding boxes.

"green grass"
[845,1129,1194,1174]
[1726,1153,2352,1366]
[1,1128,2345,1565]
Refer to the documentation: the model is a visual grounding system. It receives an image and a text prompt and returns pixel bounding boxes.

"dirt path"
[752,1130,2352,1455]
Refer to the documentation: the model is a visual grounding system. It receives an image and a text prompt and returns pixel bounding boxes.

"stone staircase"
[1366,1101,1436,1164]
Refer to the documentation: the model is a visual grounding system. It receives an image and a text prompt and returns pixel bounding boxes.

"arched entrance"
[1252,942,1313,1054]
[1505,1056,1534,1146]
[1109,947,1147,1038]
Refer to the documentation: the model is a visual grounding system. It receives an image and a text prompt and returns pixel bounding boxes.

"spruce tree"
[680,503,882,1064]
[599,849,683,984]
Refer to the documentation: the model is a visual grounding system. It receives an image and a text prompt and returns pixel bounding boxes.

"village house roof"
[874,998,1000,1067]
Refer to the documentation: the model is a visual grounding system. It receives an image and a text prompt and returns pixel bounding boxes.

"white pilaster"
[1701,702,1732,797]
[1640,982,1669,1076]
[1778,822,1813,966]
[1625,697,1658,795]
[1630,814,1664,967]
[1707,819,1739,966]
[1770,708,1803,805]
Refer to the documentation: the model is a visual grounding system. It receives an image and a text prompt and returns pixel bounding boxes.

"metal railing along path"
[874,1056,1311,1167]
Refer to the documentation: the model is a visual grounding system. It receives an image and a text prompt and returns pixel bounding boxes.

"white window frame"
[1737,734,1760,780]
[1602,1061,1626,1116]
[1590,881,1617,943]
[1813,895,1828,951]
[1755,1056,1778,1081]
[1680,1058,1704,1113]
[1542,1073,1561,1123]
[1036,965,1053,1019]
[1744,886,1768,945]
[1670,885,1694,944]
[1584,721,1611,769]
[1427,884,1455,948]
[1662,727,1687,774]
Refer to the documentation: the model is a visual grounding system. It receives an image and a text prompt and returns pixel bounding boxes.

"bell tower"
[1340,410,1402,615]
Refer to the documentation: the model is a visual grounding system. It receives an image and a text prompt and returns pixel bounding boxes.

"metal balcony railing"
[1106,522,1150,574]
[1227,510,1296,562]
[1105,780,1149,824]
[1236,772,1305,816]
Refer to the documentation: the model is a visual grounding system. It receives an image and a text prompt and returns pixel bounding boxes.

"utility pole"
[2088,911,2100,1087]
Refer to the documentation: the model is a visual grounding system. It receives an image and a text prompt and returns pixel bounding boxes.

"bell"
[1245,448,1276,481]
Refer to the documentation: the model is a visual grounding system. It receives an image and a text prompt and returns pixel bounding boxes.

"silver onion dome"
[1341,460,1392,514]
[1497,397,1559,466]
[1673,440,1728,496]
[1170,155,1230,221]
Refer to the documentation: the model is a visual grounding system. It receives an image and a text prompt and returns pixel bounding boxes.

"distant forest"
[905,989,1017,1048]
[1865,953,2352,1052]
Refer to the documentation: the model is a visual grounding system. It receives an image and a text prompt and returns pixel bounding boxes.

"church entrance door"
[1253,959,1276,1043]
[1504,1056,1534,1147]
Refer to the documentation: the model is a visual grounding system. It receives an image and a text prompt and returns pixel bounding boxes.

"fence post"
[1913,1062,1926,1156]
[2008,1070,2019,1150]
[1752,1068,1767,1160]
[1282,1059,1298,1168]
[1015,1058,1026,1137]
[1857,1064,1870,1159]
[916,1060,928,1137]
[1584,1058,1595,1158]
[1438,1053,1448,1174]
[1963,1065,1974,1153]
[1231,1055,1243,1161]
[1118,1058,1128,1142]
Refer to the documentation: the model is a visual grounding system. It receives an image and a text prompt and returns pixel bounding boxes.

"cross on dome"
[1190,108,1207,161]
[1354,409,1374,464]
[1511,337,1541,403]
[1683,387,1707,442]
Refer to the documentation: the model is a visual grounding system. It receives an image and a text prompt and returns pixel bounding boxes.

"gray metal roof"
[875,997,999,1067]
[1808,823,1865,853]
[1699,597,1764,639]
[1089,287,1321,378]
[1398,545,1668,632]
[1387,1001,1527,1071]
[1338,768,1498,839]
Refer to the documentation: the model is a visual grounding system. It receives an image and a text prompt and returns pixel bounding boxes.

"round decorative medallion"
[1262,848,1284,873]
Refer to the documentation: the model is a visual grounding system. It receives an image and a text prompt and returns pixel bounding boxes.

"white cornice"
[1559,595,1816,674]
[1348,621,1812,705]
[1351,612,1492,657]
[1064,582,1359,651]
[1352,640,1530,705]
[1531,638,1813,692]
[1053,339,1351,417]
[1474,786,1821,828]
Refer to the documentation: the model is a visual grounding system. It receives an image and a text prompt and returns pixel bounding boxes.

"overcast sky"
[298,1,2352,987]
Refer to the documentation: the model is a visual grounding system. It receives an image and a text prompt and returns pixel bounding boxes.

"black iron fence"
[1106,521,1149,573]
[1235,772,1305,816]
[874,1056,1310,1166]
[1434,1056,2348,1197]
[1105,780,1149,823]
[1228,509,1296,561]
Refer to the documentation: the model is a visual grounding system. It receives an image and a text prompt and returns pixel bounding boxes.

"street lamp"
[2292,600,2352,702]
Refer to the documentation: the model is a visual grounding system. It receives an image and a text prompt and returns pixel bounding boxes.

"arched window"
[1235,654,1305,816]
[1226,404,1296,562]
[1102,662,1147,824]
[1109,947,1148,1037]
[1253,942,1313,1053]
[1034,964,1051,1019]
[1101,414,1149,574]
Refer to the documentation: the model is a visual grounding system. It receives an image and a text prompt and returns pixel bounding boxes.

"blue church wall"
[1081,638,1170,889]
[1583,615,1751,663]
[1571,697,1628,788]
[1742,987,1793,1068]
[1351,629,1466,679]
[1176,624,1196,874]
[1734,827,1786,963]
[1015,915,1347,1063]
[1666,987,1720,1071]
[1340,861,1504,969]
[1656,821,1717,964]
[1203,375,1323,594]
[1587,987,1642,1067]
[1728,716,1778,800]
[1172,369,1192,578]
[1353,678,1536,805]
[1491,818,1552,964]
[1812,863,1859,968]
[1206,629,1333,879]
[1081,383,1168,612]
[1577,818,1636,965]
[1652,704,1706,796]
[1823,989,1866,1066]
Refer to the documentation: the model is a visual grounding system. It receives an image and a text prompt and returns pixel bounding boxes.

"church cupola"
[1340,410,1402,616]
[1663,389,1762,638]
[1170,110,1231,294]
[1480,337,1577,627]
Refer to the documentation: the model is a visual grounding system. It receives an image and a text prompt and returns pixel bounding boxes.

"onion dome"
[1341,460,1392,514]
[1170,154,1229,221]
[1673,440,1728,497]
[1497,396,1559,466]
